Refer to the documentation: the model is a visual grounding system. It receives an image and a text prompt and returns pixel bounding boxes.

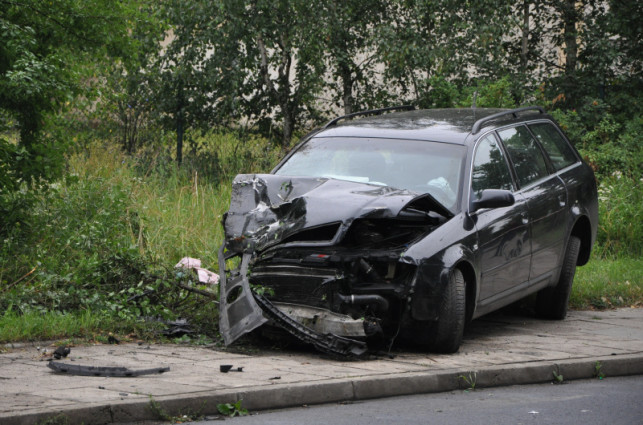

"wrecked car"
[218,106,598,356]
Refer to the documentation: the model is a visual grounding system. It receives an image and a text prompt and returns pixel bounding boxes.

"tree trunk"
[562,0,578,75]
[521,0,530,72]
[176,80,184,165]
[176,115,183,166]
[281,105,293,149]
[341,63,354,115]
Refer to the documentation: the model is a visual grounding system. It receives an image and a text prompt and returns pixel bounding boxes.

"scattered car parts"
[47,361,170,377]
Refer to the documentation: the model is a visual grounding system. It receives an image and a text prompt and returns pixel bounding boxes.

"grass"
[0,309,118,343]
[570,255,643,310]
[130,173,231,268]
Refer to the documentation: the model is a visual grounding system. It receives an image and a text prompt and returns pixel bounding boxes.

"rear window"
[528,122,578,170]
[497,126,550,188]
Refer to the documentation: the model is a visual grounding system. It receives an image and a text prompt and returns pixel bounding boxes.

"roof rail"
[471,106,545,134]
[322,105,415,130]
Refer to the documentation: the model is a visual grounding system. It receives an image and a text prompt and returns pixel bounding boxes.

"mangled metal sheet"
[218,249,268,345]
[223,174,447,254]
[218,174,451,357]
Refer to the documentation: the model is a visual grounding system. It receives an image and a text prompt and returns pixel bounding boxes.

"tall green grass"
[64,131,284,269]
[571,255,643,309]
[594,175,642,258]
[0,310,115,342]
[0,131,284,342]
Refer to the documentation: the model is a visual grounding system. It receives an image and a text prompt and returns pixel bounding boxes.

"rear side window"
[471,134,514,200]
[498,126,549,188]
[528,122,578,170]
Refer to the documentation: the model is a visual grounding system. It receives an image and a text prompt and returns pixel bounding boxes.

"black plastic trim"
[471,106,545,134]
[322,105,415,130]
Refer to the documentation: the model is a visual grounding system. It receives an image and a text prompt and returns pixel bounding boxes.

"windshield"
[274,137,465,212]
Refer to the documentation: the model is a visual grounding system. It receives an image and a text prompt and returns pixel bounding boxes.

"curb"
[8,353,643,425]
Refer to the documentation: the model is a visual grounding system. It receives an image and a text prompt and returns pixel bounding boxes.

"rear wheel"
[430,268,466,353]
[536,236,581,320]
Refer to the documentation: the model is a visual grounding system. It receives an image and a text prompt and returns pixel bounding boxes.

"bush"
[551,101,642,179]
[0,141,228,340]
[0,147,145,313]
[595,175,642,258]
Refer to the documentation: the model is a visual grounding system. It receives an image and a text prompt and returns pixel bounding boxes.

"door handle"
[521,212,529,225]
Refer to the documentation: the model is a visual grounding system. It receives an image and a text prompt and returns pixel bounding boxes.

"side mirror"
[471,189,515,212]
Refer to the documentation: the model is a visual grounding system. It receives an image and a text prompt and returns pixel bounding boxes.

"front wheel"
[430,268,466,353]
[536,236,581,320]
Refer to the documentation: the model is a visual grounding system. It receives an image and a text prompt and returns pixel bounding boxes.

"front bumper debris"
[218,246,368,358]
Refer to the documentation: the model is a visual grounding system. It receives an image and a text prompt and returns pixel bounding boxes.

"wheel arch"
[454,260,477,324]
[570,215,593,266]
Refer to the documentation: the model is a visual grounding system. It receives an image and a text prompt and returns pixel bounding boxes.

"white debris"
[175,257,219,285]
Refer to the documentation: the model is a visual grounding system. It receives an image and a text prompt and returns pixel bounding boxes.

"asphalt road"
[191,375,643,425]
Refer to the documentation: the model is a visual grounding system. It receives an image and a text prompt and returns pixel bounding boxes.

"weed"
[594,361,605,380]
[552,366,564,384]
[217,400,249,417]
[36,414,69,425]
[148,397,172,422]
[148,396,204,423]
[458,371,477,391]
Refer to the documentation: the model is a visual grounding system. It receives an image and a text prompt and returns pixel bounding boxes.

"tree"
[205,0,327,148]
[107,3,167,154]
[152,0,215,164]
[375,0,517,108]
[0,0,144,233]
[0,0,141,184]
[318,0,387,115]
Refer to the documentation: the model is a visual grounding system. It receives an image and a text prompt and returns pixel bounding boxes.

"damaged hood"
[224,174,452,253]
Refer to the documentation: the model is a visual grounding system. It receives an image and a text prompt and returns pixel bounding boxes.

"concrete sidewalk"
[1,308,642,425]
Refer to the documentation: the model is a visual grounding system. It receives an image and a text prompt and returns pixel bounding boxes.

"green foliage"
[36,414,69,425]
[0,136,282,342]
[148,396,205,422]
[594,361,605,380]
[0,0,158,250]
[552,368,564,384]
[458,77,518,109]
[458,371,477,391]
[317,0,387,114]
[0,309,119,343]
[0,0,142,163]
[572,256,642,310]
[594,176,642,257]
[217,400,249,417]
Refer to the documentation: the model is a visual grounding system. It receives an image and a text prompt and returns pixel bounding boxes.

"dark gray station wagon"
[218,106,598,357]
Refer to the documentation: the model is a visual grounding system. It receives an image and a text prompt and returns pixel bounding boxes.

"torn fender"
[218,248,268,345]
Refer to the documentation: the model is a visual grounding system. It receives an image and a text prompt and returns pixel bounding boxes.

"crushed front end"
[218,174,450,357]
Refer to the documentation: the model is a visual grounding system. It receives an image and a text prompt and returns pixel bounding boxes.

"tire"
[430,268,466,353]
[536,236,581,320]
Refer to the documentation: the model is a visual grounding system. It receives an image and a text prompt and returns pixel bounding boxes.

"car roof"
[313,108,550,145]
